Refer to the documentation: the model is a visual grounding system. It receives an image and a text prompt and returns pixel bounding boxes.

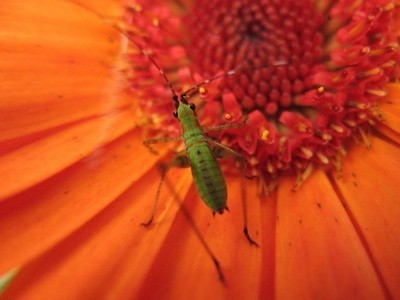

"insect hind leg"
[208,139,259,247]
[161,171,226,284]
[143,136,182,154]
[204,116,247,133]
[141,163,167,227]
[142,151,226,283]
[141,150,190,227]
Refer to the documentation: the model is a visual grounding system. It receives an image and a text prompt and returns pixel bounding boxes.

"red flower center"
[185,0,322,116]
[125,0,399,188]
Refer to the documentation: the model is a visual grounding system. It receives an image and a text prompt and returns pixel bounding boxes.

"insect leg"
[141,150,190,227]
[145,151,226,283]
[204,117,247,133]
[208,139,260,247]
[162,176,226,283]
[143,136,182,154]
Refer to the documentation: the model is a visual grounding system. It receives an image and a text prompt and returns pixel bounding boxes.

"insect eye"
[189,103,196,111]
[172,111,178,118]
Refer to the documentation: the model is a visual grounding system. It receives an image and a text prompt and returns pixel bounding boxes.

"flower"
[0,0,399,299]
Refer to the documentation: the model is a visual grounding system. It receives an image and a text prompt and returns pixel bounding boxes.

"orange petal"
[377,83,400,144]
[69,0,123,17]
[275,170,385,298]
[333,137,400,299]
[0,111,135,200]
[135,176,262,299]
[0,0,127,143]
[259,189,277,299]
[1,166,193,299]
[0,129,168,275]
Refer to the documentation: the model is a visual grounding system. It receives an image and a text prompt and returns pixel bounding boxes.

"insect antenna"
[70,1,179,102]
[71,1,288,107]
[182,61,288,100]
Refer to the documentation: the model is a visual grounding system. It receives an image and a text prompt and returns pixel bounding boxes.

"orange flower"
[1,0,399,299]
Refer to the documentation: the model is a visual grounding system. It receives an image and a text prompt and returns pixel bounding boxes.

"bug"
[140,63,263,283]
[136,47,286,281]
[72,1,286,282]
[141,73,260,282]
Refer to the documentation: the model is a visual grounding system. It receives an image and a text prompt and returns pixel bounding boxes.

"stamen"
[330,123,345,134]
[224,113,233,121]
[260,130,269,141]
[358,128,371,149]
[383,2,396,11]
[380,60,396,68]
[300,147,313,159]
[357,67,382,78]
[347,20,367,40]
[128,3,143,12]
[297,123,310,133]
[318,132,332,141]
[249,156,258,166]
[366,89,387,97]
[152,17,160,27]
[266,161,274,174]
[292,164,313,191]
[348,101,368,109]
[316,152,329,164]
[344,119,357,127]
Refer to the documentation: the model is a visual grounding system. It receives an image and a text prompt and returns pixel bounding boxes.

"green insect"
[141,71,256,283]
[142,73,249,218]
[139,49,285,282]
[139,55,285,235]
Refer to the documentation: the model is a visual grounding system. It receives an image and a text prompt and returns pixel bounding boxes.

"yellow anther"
[152,17,160,27]
[224,113,232,121]
[366,89,387,97]
[261,130,270,141]
[297,123,309,132]
[320,133,332,141]
[358,113,367,120]
[331,123,344,133]
[361,47,370,55]
[383,2,395,11]
[316,152,329,164]
[266,162,274,174]
[348,101,367,109]
[130,3,143,12]
[348,20,367,39]
[249,156,258,166]
[316,86,325,95]
[380,60,396,68]
[368,7,382,21]
[332,75,342,83]
[292,164,313,191]
[199,86,206,94]
[358,67,382,78]
[358,127,371,149]
[248,168,258,178]
[300,147,313,159]
[345,47,370,61]
[370,47,386,56]
[344,119,357,127]
[389,42,399,49]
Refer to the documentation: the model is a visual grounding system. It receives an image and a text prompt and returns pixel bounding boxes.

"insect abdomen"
[187,142,227,214]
